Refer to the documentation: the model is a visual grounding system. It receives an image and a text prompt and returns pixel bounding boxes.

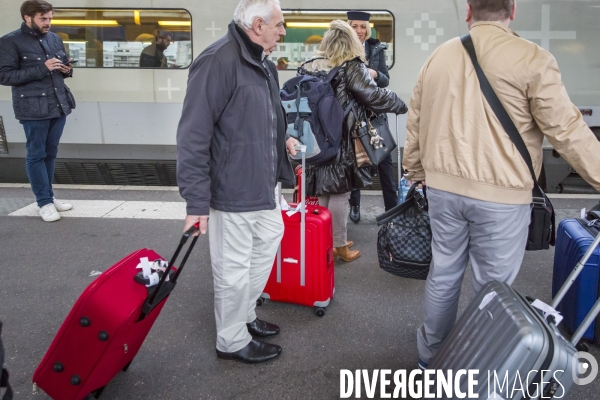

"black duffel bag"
[376,182,431,280]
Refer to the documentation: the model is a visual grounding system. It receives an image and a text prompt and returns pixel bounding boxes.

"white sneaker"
[40,203,61,222]
[53,198,73,212]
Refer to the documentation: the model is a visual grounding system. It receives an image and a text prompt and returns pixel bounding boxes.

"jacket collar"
[365,38,387,56]
[470,21,519,37]
[20,21,46,38]
[228,21,266,68]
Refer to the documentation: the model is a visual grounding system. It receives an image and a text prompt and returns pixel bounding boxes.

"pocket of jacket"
[64,86,76,109]
[19,91,49,117]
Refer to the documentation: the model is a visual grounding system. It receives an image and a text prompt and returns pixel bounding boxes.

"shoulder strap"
[324,65,341,83]
[460,34,543,198]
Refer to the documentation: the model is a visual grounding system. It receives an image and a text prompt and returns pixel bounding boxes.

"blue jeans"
[21,116,67,207]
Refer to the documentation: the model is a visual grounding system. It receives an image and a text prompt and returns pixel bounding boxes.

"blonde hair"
[317,20,366,67]
[347,20,371,41]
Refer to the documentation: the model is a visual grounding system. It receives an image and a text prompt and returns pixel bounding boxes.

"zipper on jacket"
[266,79,277,204]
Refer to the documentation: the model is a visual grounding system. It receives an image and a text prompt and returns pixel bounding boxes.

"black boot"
[216,339,282,364]
[349,206,360,224]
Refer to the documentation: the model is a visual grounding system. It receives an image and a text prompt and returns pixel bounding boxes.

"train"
[0,0,598,192]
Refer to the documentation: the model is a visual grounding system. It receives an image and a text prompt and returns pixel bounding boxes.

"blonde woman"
[347,11,396,223]
[298,20,407,262]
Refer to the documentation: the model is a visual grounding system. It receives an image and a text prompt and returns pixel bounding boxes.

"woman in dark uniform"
[347,10,397,223]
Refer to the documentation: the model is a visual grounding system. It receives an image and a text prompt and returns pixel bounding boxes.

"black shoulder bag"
[461,34,555,251]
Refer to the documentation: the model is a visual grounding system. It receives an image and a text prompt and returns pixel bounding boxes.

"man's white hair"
[234,0,281,30]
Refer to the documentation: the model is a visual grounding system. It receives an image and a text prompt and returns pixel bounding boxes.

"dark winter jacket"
[365,38,390,88]
[298,58,407,196]
[176,21,294,216]
[0,23,75,121]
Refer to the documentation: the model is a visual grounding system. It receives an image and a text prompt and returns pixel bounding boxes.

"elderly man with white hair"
[176,0,297,364]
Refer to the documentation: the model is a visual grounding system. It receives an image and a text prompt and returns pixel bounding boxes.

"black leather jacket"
[0,23,75,121]
[298,58,407,196]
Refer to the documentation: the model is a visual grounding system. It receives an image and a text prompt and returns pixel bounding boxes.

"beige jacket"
[404,22,600,204]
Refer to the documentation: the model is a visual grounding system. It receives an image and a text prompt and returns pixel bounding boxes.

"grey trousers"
[417,188,530,365]
[208,206,283,352]
[318,192,351,248]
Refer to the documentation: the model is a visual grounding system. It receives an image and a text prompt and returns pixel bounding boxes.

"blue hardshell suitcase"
[552,218,600,343]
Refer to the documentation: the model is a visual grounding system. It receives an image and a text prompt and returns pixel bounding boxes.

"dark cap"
[347,11,371,21]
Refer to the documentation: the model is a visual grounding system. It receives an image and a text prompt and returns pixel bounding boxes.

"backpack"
[280,62,353,165]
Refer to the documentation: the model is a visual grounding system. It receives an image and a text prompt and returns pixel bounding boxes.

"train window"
[275,10,394,70]
[50,8,192,69]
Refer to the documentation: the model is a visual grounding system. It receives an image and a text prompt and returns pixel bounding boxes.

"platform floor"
[1,184,599,399]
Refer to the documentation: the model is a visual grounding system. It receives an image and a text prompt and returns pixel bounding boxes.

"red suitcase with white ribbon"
[32,227,198,400]
[261,145,335,316]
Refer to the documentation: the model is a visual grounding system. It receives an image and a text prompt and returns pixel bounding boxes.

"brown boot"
[333,242,354,257]
[334,245,361,262]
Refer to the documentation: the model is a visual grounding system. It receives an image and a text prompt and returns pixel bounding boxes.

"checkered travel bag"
[376,182,431,280]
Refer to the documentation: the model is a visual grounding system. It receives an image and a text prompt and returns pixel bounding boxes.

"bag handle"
[375,181,425,226]
[460,34,555,245]
[140,224,199,320]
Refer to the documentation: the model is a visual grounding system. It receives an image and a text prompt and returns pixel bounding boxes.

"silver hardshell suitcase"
[429,231,600,399]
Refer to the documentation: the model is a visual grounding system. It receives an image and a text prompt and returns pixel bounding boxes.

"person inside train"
[346,10,397,224]
[298,20,407,263]
[0,0,75,222]
[404,0,600,371]
[177,0,297,364]
[139,30,172,68]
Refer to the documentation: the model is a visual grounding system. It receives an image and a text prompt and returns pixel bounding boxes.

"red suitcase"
[32,227,198,400]
[262,145,335,316]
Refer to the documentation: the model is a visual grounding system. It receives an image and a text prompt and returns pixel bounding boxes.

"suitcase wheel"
[83,386,106,400]
[256,297,265,307]
[314,307,325,317]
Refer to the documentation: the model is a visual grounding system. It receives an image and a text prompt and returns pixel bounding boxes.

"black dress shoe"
[349,206,360,224]
[246,318,280,337]
[216,339,282,364]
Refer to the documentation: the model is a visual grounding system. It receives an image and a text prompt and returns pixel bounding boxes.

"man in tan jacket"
[404,0,600,370]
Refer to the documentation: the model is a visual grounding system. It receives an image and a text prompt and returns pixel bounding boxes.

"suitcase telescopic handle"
[140,223,200,320]
[549,231,600,344]
[295,144,307,287]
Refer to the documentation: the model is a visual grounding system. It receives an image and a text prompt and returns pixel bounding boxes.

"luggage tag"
[139,257,152,278]
[280,194,290,211]
[286,202,306,217]
[135,258,170,287]
[531,299,563,326]
[479,291,497,310]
